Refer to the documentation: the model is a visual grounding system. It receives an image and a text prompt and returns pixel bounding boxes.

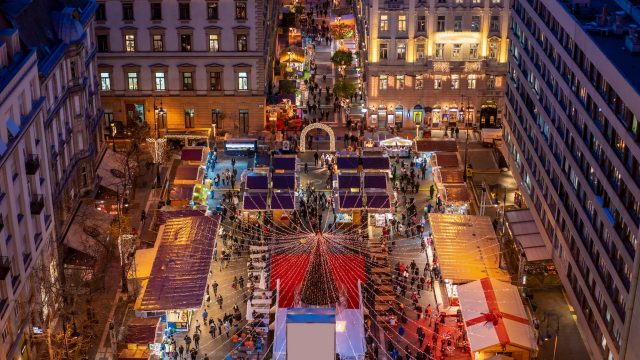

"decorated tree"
[300,236,340,306]
[330,23,355,39]
[333,79,357,99]
[330,49,353,67]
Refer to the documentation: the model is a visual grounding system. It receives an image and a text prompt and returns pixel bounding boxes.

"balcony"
[0,257,9,280]
[22,252,31,269]
[30,194,45,215]
[25,154,40,175]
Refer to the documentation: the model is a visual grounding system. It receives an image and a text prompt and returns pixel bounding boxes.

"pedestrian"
[178,344,184,359]
[314,151,319,165]
[184,334,192,351]
[193,332,200,349]
[304,162,309,173]
[194,319,201,334]
[204,354,210,360]
[209,323,216,338]
[217,294,223,309]
[189,348,197,360]
[212,281,218,296]
[429,185,435,199]
[224,320,231,338]
[202,309,208,324]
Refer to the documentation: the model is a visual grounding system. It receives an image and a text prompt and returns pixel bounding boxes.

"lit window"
[396,75,405,90]
[152,34,164,52]
[237,72,248,90]
[489,40,499,59]
[127,72,138,90]
[100,72,111,91]
[487,75,496,89]
[180,34,192,52]
[380,15,389,31]
[125,34,136,52]
[416,43,425,59]
[417,16,426,32]
[397,43,406,60]
[434,75,442,89]
[209,34,219,52]
[235,2,247,19]
[469,43,479,59]
[182,72,193,90]
[472,0,481,4]
[155,72,166,91]
[237,34,248,52]
[435,43,444,59]
[468,74,477,89]
[471,16,480,31]
[207,2,219,19]
[379,75,388,90]
[415,75,424,89]
[452,44,462,59]
[451,74,460,89]
[379,43,388,60]
[398,15,407,32]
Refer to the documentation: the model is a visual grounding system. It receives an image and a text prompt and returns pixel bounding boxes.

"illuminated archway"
[299,123,335,152]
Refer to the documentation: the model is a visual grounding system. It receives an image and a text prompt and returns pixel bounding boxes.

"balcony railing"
[30,194,45,215]
[0,257,9,280]
[25,154,40,175]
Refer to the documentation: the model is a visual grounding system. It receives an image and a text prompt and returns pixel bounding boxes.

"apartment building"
[0,0,103,358]
[364,0,509,129]
[503,0,640,357]
[96,0,268,135]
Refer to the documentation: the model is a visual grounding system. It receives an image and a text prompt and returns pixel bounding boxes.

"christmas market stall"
[379,137,413,158]
[442,184,471,214]
[457,277,538,360]
[134,216,219,332]
[428,214,510,308]
[270,191,297,225]
[180,146,208,165]
[173,165,203,185]
[242,191,268,222]
[120,317,161,358]
[335,192,363,227]
[363,173,389,190]
[505,210,558,288]
[272,155,298,173]
[413,139,458,170]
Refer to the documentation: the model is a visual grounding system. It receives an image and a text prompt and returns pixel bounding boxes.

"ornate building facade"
[364,0,509,129]
[96,0,268,135]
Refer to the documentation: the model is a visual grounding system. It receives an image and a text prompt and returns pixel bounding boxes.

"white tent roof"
[457,278,537,353]
[64,204,113,255]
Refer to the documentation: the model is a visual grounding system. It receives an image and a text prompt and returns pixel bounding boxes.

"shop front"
[394,105,404,129]
[431,106,442,128]
[479,100,499,128]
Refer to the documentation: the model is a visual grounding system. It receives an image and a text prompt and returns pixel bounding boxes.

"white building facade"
[503,0,640,357]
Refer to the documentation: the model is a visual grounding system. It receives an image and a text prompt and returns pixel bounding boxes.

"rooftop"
[558,0,640,91]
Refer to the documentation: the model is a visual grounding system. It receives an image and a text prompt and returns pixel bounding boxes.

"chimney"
[0,29,21,61]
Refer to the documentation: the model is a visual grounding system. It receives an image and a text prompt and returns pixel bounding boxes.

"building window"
[451,74,460,89]
[150,3,162,20]
[469,43,479,59]
[127,72,138,90]
[398,15,407,32]
[96,2,106,20]
[379,43,388,60]
[209,34,219,52]
[208,2,219,19]
[380,15,389,32]
[396,75,405,90]
[152,34,164,52]
[416,44,425,59]
[435,43,444,59]
[182,72,193,90]
[471,16,480,31]
[417,16,426,32]
[236,2,247,19]
[184,109,194,128]
[155,72,166,90]
[237,72,248,90]
[489,40,499,59]
[468,74,477,89]
[210,72,221,90]
[178,2,190,20]
[454,16,462,32]
[472,0,481,4]
[415,75,424,89]
[379,75,388,90]
[397,43,406,60]
[434,75,442,89]
[491,0,501,4]
[180,34,192,52]
[122,3,134,20]
[125,34,136,52]
[100,72,111,91]
[239,109,249,133]
[437,16,445,32]
[237,34,248,52]
[490,16,500,32]
[97,34,109,52]
[487,75,496,89]
[452,44,461,59]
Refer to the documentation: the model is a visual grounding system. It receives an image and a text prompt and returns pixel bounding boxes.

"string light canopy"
[300,232,340,307]
[146,137,167,164]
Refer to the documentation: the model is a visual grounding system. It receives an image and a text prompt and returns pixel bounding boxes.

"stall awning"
[136,216,219,311]
[181,147,207,162]
[272,173,296,190]
[174,165,201,184]
[429,214,510,283]
[458,278,536,353]
[170,185,194,201]
[271,192,296,210]
[434,152,460,168]
[363,174,387,189]
[63,204,113,258]
[337,156,359,170]
[443,184,470,203]
[157,209,205,225]
[338,192,363,210]
[125,317,159,345]
[439,169,464,184]
[361,157,390,171]
[338,174,361,189]
[246,173,269,190]
[366,192,391,210]
[272,156,297,172]
[380,137,413,147]
[415,139,458,153]
[505,209,551,262]
[243,192,268,211]
[97,149,134,192]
